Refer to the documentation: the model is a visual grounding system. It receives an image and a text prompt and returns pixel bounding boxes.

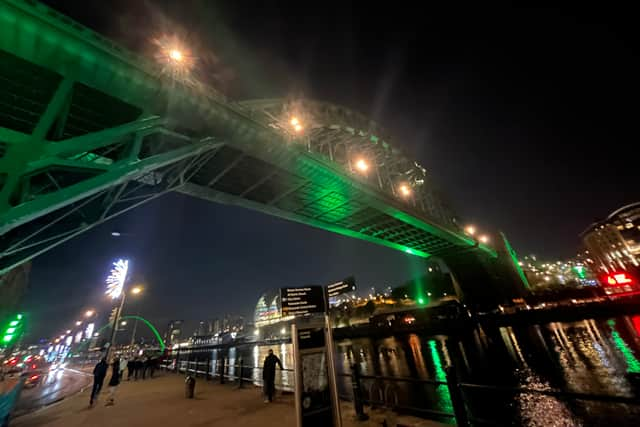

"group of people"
[90,349,284,407]
[90,354,159,407]
[126,356,157,381]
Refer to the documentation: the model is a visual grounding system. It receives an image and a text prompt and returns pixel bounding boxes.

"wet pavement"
[13,368,92,416]
[12,372,449,427]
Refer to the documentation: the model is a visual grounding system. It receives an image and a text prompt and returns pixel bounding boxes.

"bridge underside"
[0,0,523,307]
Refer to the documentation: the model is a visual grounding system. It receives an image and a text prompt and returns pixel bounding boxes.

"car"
[22,371,43,388]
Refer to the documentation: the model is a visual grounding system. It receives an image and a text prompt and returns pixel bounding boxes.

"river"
[192,314,640,425]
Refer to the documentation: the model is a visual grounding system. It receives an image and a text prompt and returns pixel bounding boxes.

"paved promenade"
[13,373,451,427]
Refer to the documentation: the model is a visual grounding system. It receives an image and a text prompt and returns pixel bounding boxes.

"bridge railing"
[159,353,640,425]
[160,357,295,392]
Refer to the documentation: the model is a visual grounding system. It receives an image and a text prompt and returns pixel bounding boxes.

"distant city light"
[465,225,476,235]
[106,259,129,299]
[479,235,489,244]
[85,310,95,317]
[75,321,82,326]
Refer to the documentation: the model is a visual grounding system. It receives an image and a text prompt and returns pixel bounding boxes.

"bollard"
[351,363,369,421]
[238,358,244,389]
[445,366,470,427]
[185,375,196,398]
[219,357,226,384]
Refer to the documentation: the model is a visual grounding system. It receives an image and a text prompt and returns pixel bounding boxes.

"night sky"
[22,2,638,340]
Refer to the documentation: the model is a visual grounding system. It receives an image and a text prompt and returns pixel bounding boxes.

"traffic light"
[2,313,25,345]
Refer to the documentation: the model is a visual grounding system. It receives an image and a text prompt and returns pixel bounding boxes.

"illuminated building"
[518,254,597,288]
[580,202,640,274]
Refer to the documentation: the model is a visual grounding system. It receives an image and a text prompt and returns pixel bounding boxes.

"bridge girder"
[0,0,527,307]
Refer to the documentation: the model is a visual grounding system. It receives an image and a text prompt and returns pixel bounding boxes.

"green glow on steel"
[9,320,19,327]
[16,314,23,320]
[418,298,425,305]
[5,327,16,334]
[3,335,13,342]
[120,315,166,352]
[428,340,453,416]
[93,315,165,352]
[500,232,530,289]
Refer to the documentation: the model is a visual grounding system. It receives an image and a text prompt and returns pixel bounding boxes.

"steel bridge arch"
[93,315,165,352]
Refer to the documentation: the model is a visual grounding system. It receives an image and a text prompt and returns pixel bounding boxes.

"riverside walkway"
[12,373,450,427]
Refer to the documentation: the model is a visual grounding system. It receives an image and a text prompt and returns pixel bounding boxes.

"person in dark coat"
[134,357,143,380]
[89,357,108,407]
[127,358,134,380]
[105,357,120,406]
[262,349,283,403]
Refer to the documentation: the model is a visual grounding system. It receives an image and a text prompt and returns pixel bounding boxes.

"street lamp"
[289,116,303,133]
[465,225,476,236]
[75,321,82,326]
[85,310,95,318]
[398,184,412,197]
[169,49,183,62]
[105,259,129,360]
[355,158,369,173]
[127,286,145,348]
[479,235,489,244]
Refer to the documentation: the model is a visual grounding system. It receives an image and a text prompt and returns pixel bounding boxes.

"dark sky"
[23,2,638,340]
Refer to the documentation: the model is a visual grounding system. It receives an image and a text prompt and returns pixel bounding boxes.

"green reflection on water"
[428,339,454,418]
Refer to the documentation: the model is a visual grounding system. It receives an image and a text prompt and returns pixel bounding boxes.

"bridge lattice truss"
[0,0,492,275]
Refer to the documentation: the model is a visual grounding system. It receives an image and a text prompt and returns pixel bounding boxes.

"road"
[13,368,92,417]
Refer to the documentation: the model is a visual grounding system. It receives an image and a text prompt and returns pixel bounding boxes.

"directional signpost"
[281,286,326,317]
[326,277,356,298]
[287,277,357,427]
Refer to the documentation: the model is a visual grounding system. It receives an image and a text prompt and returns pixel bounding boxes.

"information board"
[293,325,334,427]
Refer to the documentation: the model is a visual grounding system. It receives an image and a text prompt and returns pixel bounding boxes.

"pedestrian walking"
[262,349,283,403]
[149,357,157,378]
[127,358,134,380]
[89,357,108,407]
[134,357,143,380]
[105,357,121,406]
[142,356,150,380]
[119,356,127,380]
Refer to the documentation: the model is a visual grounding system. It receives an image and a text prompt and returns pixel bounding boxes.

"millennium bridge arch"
[0,0,526,307]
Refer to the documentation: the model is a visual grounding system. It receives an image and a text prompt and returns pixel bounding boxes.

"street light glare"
[85,310,94,317]
[75,321,82,326]
[479,235,489,244]
[355,158,369,172]
[465,225,476,235]
[399,184,412,197]
[131,286,143,295]
[293,123,303,132]
[169,49,183,62]
[290,117,299,126]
